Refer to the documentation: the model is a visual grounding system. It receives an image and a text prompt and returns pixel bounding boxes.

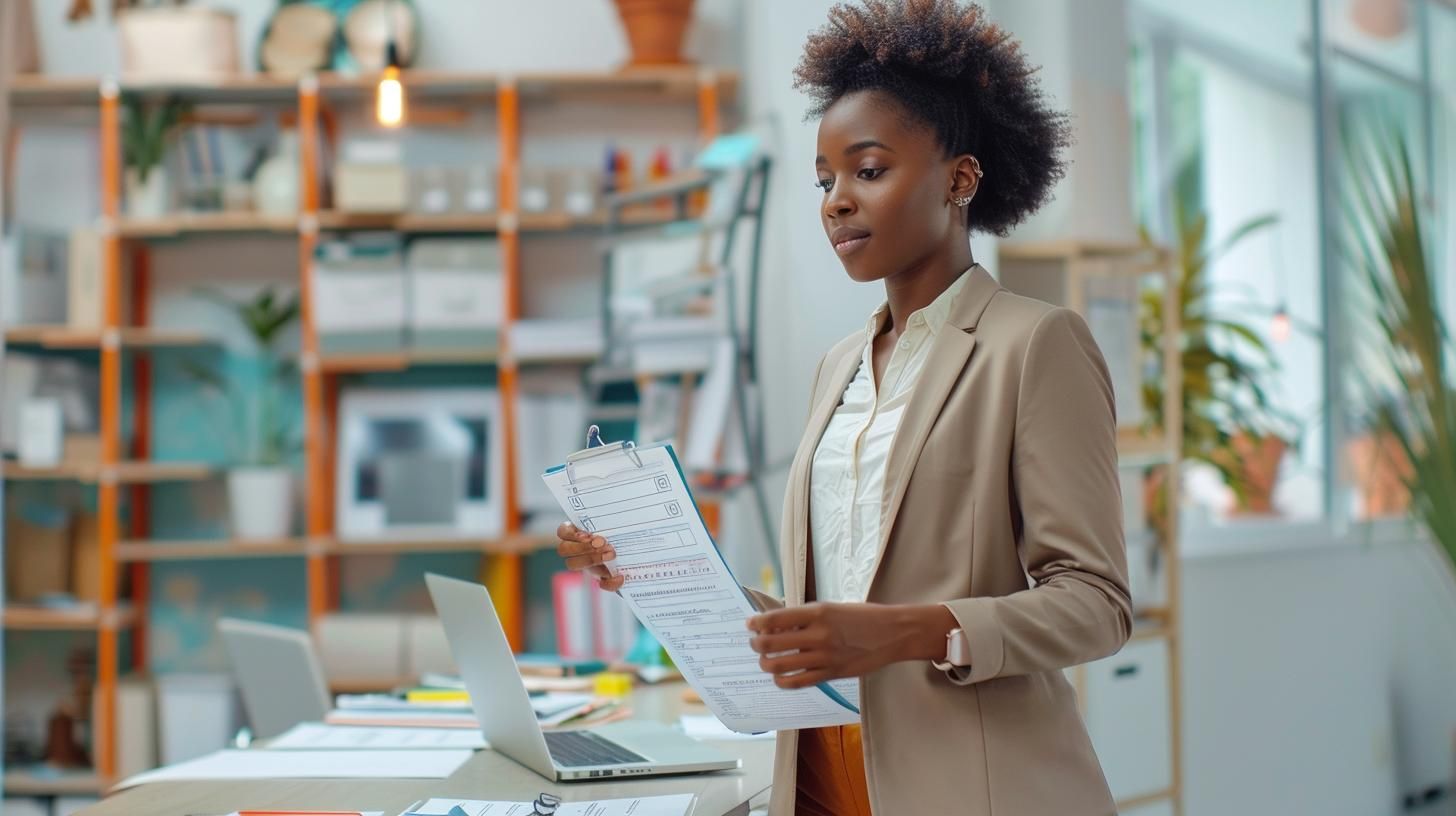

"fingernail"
[592,537,605,549]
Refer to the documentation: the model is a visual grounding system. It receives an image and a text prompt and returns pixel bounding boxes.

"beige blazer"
[755,265,1132,815]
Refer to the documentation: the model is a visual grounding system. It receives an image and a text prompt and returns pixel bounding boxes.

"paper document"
[543,442,858,733]
[680,714,774,742]
[117,749,472,789]
[327,709,478,729]
[269,723,487,750]
[404,793,694,816]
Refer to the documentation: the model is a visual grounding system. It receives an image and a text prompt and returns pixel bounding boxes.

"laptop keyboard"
[544,730,649,767]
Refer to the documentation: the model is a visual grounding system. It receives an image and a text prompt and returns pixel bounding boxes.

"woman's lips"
[832,233,871,256]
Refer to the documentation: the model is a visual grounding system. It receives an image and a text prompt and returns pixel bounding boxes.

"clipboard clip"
[566,424,644,484]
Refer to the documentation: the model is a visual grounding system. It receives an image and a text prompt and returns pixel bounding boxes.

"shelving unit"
[999,242,1184,816]
[3,67,732,782]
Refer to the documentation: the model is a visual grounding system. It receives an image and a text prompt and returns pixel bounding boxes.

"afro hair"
[795,0,1071,236]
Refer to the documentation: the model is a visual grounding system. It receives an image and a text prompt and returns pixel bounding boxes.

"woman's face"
[815,89,964,284]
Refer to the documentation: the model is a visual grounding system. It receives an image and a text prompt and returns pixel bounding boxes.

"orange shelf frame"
[96,80,122,782]
[298,77,330,628]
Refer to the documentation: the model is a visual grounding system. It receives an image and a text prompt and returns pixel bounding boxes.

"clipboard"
[544,426,860,719]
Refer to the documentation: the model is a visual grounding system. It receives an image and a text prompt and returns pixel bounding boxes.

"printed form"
[543,442,859,734]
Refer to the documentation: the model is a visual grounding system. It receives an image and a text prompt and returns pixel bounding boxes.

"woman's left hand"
[747,602,950,689]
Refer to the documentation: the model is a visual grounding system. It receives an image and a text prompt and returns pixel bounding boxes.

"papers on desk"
[270,723,488,750]
[543,441,859,733]
[117,749,473,789]
[404,793,694,816]
[326,693,597,729]
[680,714,774,742]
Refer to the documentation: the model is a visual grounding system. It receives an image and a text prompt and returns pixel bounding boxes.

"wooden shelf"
[4,605,136,631]
[4,326,215,349]
[323,534,553,557]
[9,68,738,107]
[1,460,214,484]
[313,209,683,235]
[116,537,310,562]
[319,347,501,373]
[118,212,298,237]
[998,240,1172,263]
[3,769,107,796]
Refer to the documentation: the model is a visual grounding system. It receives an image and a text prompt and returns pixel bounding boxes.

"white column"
[988,0,1137,246]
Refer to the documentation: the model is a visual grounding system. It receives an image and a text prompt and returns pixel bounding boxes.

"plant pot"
[613,0,696,67]
[1345,430,1413,519]
[125,167,169,219]
[228,466,293,541]
[1221,432,1288,516]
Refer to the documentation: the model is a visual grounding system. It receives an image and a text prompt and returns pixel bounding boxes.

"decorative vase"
[125,167,169,219]
[613,0,696,67]
[253,130,300,217]
[228,466,293,541]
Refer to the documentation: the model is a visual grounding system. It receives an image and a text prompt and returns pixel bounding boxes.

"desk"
[77,685,776,816]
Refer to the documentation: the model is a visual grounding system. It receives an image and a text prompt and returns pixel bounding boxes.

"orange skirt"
[795,724,872,816]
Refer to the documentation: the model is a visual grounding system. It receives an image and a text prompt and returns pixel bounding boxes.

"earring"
[952,195,973,207]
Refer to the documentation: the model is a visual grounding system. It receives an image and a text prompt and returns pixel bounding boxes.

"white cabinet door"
[1084,636,1173,802]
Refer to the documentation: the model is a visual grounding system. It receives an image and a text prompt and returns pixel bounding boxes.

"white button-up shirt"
[808,270,971,602]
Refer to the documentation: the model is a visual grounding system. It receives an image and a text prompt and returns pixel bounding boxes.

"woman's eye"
[857,167,886,181]
[815,178,834,192]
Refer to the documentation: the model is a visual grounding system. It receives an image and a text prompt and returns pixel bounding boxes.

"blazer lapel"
[869,266,1002,589]
[790,342,865,605]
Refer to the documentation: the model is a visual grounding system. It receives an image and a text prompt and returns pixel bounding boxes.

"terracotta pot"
[614,0,696,67]
[1345,431,1413,519]
[1220,432,1288,516]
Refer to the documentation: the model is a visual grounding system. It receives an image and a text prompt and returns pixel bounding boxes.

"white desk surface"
[78,684,776,816]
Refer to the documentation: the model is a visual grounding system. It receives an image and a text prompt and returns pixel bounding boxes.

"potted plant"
[1342,120,1454,553]
[613,0,696,67]
[120,93,188,218]
[182,287,301,541]
[1141,157,1296,520]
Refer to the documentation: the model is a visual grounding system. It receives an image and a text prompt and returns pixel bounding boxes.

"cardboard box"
[5,506,71,602]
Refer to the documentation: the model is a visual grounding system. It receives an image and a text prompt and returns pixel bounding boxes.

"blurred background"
[0,0,1453,814]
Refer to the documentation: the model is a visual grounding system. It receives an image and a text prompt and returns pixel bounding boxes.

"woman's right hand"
[555,523,625,592]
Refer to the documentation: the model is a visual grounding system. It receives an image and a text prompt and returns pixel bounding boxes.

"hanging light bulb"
[376,41,404,128]
[1270,303,1292,344]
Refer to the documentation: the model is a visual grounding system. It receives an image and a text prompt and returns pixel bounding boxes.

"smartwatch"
[931,626,971,671]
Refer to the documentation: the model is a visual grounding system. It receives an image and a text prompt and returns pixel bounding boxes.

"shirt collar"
[863,267,974,339]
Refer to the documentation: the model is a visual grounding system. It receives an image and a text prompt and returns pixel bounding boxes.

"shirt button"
[899,339,911,349]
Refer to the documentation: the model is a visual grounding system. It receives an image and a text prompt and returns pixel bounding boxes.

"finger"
[564,548,616,571]
[556,522,579,540]
[747,604,821,633]
[772,669,834,691]
[759,649,825,676]
[556,538,597,559]
[598,574,626,592]
[749,629,822,655]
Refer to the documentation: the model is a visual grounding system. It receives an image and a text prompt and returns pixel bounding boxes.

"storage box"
[5,504,71,602]
[406,239,504,352]
[335,139,408,213]
[115,675,157,781]
[118,7,240,82]
[312,238,408,356]
[155,673,242,765]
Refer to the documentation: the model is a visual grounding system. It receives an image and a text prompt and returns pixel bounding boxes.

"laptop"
[424,573,739,781]
[218,618,332,740]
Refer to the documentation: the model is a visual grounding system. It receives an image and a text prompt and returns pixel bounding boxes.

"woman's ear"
[948,154,983,207]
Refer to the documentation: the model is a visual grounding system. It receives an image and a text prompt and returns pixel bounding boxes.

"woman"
[556,1,1131,813]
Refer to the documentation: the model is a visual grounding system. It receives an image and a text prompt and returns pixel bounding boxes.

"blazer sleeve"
[740,350,829,614]
[942,307,1132,685]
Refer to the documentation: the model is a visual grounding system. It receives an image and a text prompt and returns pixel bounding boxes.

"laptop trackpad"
[592,721,737,765]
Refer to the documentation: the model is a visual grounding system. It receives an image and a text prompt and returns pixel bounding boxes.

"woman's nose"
[825,188,856,219]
